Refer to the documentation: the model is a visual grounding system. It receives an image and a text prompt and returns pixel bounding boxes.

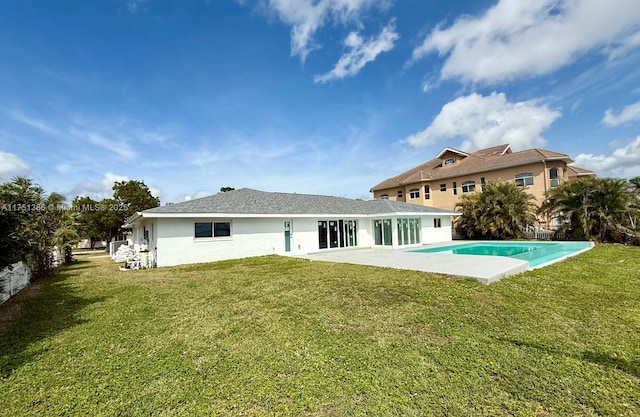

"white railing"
[522,230,565,240]
[109,240,129,256]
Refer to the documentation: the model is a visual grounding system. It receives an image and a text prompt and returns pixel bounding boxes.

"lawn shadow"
[0,261,107,378]
[497,337,640,379]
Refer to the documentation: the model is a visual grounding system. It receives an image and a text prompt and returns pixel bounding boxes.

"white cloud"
[410,0,640,84]
[421,80,434,93]
[574,135,640,177]
[68,123,138,160]
[265,0,385,61]
[56,163,72,174]
[88,132,137,160]
[180,191,213,202]
[70,171,130,200]
[314,20,399,83]
[4,109,60,136]
[404,92,561,151]
[603,101,640,126]
[0,151,30,181]
[127,0,146,13]
[605,30,640,60]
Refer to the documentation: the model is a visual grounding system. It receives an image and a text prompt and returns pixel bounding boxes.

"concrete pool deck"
[297,245,530,285]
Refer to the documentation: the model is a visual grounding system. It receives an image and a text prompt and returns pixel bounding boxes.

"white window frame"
[194,221,232,240]
[409,188,420,199]
[515,173,534,187]
[461,180,476,193]
[444,157,455,166]
[549,168,560,188]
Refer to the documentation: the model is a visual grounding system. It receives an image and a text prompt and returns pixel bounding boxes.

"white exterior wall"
[147,214,451,268]
[421,215,453,244]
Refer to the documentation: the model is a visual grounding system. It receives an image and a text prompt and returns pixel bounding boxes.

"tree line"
[0,177,159,279]
[455,176,640,244]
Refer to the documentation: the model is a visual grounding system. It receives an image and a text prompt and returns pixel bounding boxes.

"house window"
[195,221,231,238]
[444,158,455,166]
[433,218,442,228]
[515,173,534,187]
[397,218,421,246]
[424,185,430,200]
[452,182,457,195]
[380,194,389,200]
[550,168,559,188]
[195,222,212,238]
[462,180,476,193]
[397,190,403,198]
[409,188,420,199]
[440,183,446,192]
[214,222,231,237]
[480,177,486,190]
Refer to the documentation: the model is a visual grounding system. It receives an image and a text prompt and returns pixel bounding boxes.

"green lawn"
[1,245,639,416]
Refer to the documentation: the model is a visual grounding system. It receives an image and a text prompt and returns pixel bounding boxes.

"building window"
[397,218,421,246]
[214,222,231,237]
[550,168,559,188]
[480,177,486,190]
[444,158,455,166]
[440,183,446,192]
[515,172,534,187]
[409,188,420,199]
[424,185,430,200]
[461,180,476,193]
[380,194,389,200]
[374,219,393,246]
[195,221,231,238]
[397,190,403,198]
[452,181,457,195]
[195,222,212,238]
[433,218,442,228]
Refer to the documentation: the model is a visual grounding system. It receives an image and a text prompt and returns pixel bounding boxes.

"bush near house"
[540,177,640,244]
[0,177,77,279]
[455,180,537,240]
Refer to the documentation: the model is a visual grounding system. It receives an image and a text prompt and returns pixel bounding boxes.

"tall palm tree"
[455,180,537,239]
[540,177,640,243]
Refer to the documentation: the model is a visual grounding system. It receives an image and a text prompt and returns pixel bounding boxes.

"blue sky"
[1,0,640,202]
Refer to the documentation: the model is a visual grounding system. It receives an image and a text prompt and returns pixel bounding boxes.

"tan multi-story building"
[370,144,595,212]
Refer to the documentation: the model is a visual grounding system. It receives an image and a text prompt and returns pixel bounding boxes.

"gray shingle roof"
[143,188,457,216]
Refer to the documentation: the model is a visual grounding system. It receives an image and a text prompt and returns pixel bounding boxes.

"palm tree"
[540,177,640,244]
[455,180,537,239]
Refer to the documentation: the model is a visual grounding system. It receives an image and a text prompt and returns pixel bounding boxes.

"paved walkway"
[296,246,529,284]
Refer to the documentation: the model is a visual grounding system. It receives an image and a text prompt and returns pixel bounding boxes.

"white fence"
[522,230,565,240]
[0,247,66,305]
[0,262,31,304]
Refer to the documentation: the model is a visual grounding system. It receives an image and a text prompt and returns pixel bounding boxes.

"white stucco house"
[124,188,459,267]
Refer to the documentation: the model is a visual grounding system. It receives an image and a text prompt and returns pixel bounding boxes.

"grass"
[1,245,639,416]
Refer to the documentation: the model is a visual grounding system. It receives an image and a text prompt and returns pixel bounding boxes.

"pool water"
[411,241,593,268]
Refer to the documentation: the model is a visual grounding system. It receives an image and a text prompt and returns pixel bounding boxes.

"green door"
[284,221,291,252]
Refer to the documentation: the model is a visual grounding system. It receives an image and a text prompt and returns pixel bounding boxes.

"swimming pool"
[411,241,594,268]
